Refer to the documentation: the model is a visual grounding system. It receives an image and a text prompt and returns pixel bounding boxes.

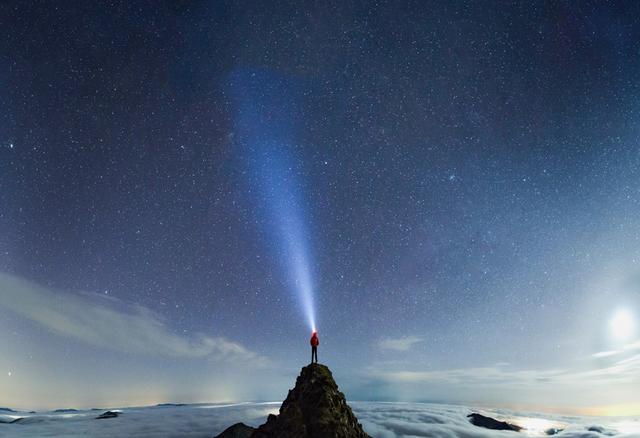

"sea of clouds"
[1,402,639,438]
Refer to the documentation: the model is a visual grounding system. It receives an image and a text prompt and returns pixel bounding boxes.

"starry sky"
[1,1,640,414]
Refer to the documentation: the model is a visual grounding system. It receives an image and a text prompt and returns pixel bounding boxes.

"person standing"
[310,331,319,364]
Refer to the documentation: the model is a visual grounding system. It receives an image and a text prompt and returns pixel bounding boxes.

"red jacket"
[310,333,319,347]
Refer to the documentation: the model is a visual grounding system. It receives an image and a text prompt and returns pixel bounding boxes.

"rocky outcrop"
[250,363,370,438]
[587,425,616,436]
[468,413,522,432]
[214,422,256,438]
[95,411,119,419]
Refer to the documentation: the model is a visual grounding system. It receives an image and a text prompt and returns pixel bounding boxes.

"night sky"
[1,1,640,413]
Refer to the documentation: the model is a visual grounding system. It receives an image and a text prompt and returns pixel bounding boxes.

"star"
[1,0,639,416]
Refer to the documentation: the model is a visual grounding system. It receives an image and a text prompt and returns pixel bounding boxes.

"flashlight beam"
[228,69,317,331]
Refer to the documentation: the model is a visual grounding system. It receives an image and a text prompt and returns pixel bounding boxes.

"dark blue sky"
[1,1,640,412]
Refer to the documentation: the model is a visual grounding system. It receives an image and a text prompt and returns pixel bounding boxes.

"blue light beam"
[228,69,317,331]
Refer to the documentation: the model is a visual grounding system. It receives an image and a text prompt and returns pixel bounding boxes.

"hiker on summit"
[310,331,319,363]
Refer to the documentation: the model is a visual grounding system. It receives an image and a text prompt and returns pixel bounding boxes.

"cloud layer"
[378,336,424,351]
[0,272,264,364]
[352,402,640,438]
[1,402,638,438]
[356,342,640,411]
[366,353,640,389]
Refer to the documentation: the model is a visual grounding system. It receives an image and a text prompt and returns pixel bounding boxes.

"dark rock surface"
[468,413,522,432]
[214,422,256,438]
[587,425,616,436]
[95,411,120,419]
[250,363,370,438]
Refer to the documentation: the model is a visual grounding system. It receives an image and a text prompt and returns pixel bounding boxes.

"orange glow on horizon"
[581,403,640,417]
[487,402,640,418]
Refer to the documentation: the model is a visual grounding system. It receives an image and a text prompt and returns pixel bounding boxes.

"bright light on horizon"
[610,309,636,341]
[509,417,564,436]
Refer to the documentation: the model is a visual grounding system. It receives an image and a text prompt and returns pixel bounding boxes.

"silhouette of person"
[310,331,319,364]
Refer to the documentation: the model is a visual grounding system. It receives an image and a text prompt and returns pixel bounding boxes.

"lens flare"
[228,69,317,331]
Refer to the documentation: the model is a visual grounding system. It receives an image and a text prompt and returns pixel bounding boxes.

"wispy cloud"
[370,336,640,393]
[378,336,424,351]
[592,339,640,359]
[0,273,266,365]
[369,365,564,387]
[352,346,640,410]
[371,354,640,386]
[593,350,622,358]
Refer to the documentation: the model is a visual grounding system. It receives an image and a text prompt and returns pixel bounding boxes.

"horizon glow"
[228,69,317,332]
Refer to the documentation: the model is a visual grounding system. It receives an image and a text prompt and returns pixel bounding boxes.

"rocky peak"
[251,363,370,438]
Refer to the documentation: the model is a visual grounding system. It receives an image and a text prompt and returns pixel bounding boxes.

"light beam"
[228,69,317,331]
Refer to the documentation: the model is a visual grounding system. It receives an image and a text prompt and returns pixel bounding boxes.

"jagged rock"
[214,422,256,438]
[95,411,119,419]
[251,363,370,438]
[468,413,522,432]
